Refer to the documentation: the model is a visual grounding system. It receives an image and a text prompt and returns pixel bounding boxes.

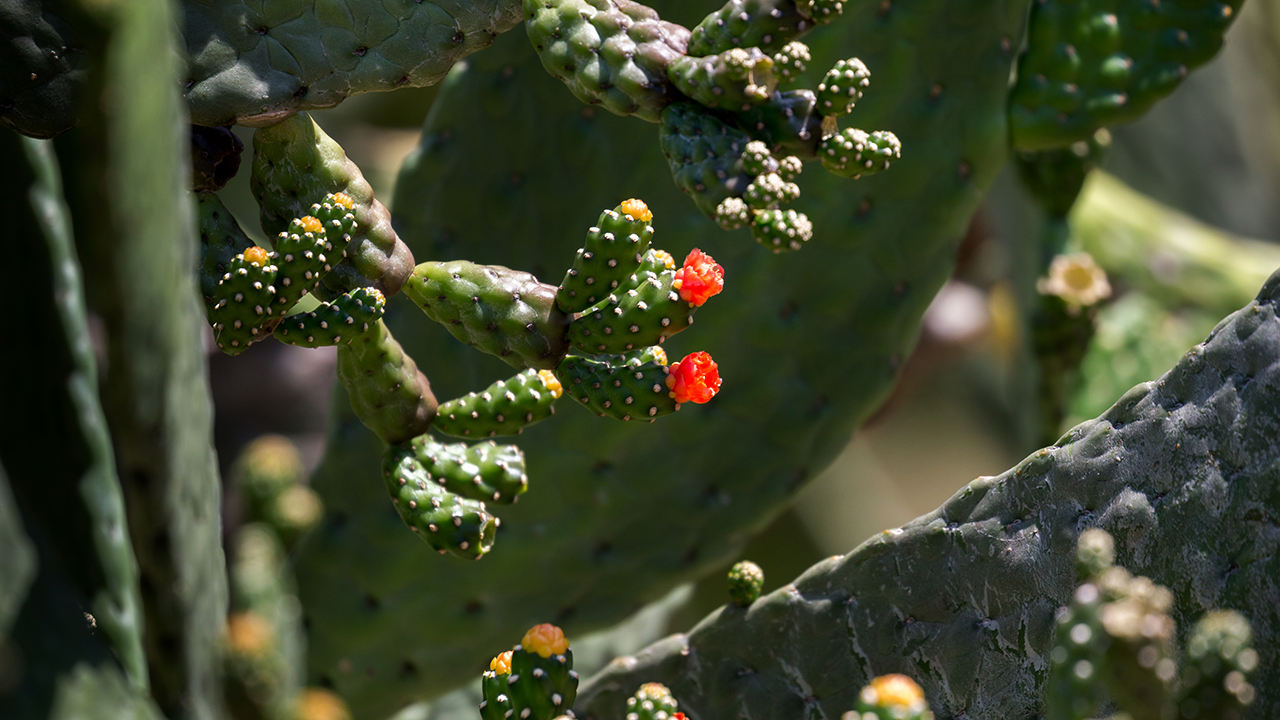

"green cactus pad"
[270,194,359,309]
[557,203,656,313]
[1009,0,1243,150]
[523,0,690,123]
[557,352,678,421]
[207,251,281,355]
[197,192,256,302]
[275,287,386,348]
[382,442,497,559]
[743,172,801,209]
[434,369,564,439]
[715,197,752,230]
[505,645,579,719]
[820,127,901,178]
[335,319,437,445]
[734,89,824,159]
[658,102,754,218]
[251,112,413,298]
[567,268,698,353]
[796,0,843,21]
[405,260,571,370]
[815,57,870,118]
[772,41,810,84]
[750,207,812,252]
[392,435,528,506]
[727,560,764,606]
[1180,611,1258,719]
[625,682,680,720]
[182,0,524,127]
[688,0,819,56]
[668,48,778,111]
[0,1,83,139]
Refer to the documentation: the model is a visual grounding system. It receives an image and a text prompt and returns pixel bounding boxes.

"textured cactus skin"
[207,251,282,354]
[275,287,386,348]
[335,319,438,445]
[300,0,1027,707]
[820,127,901,178]
[197,191,257,301]
[658,103,755,216]
[1009,0,1244,150]
[382,439,500,558]
[688,0,825,56]
[182,0,524,126]
[434,369,563,438]
[407,260,572,370]
[523,0,690,122]
[625,683,680,720]
[251,112,413,298]
[557,351,679,420]
[558,205,656,312]
[667,48,778,110]
[401,437,529,505]
[735,88,824,159]
[726,560,764,607]
[0,1,84,139]
[505,646,580,719]
[568,268,695,353]
[575,272,1280,718]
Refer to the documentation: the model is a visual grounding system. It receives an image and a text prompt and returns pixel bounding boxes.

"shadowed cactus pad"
[523,0,690,122]
[406,260,571,370]
[726,560,764,606]
[667,48,778,110]
[198,192,256,302]
[658,103,754,217]
[434,369,564,439]
[382,441,500,559]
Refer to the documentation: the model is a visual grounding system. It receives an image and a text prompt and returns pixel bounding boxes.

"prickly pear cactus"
[297,0,1029,706]
[574,270,1280,718]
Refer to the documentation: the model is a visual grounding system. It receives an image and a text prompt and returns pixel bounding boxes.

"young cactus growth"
[820,129,902,178]
[335,319,438,445]
[382,441,499,559]
[566,248,725,354]
[667,48,778,110]
[1179,611,1258,719]
[393,435,530,505]
[207,247,281,355]
[523,0,691,122]
[816,58,871,117]
[727,560,764,606]
[772,42,810,83]
[434,370,564,439]
[406,260,571,370]
[688,0,833,56]
[274,287,386,348]
[270,193,358,311]
[625,682,680,720]
[481,624,579,720]
[558,200,656,313]
[557,348,720,421]
[852,674,934,720]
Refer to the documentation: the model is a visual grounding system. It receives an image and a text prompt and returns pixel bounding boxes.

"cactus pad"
[815,57,870,118]
[434,369,563,439]
[335,320,437,445]
[383,440,499,559]
[735,88,824,159]
[207,250,281,354]
[667,48,778,111]
[1180,611,1258,718]
[523,0,690,122]
[275,287,386,348]
[771,41,810,83]
[270,193,359,310]
[749,207,813,252]
[1009,0,1244,150]
[658,103,754,218]
[726,560,764,606]
[394,435,529,505]
[688,0,824,56]
[557,351,678,421]
[406,260,571,370]
[819,128,901,178]
[198,192,257,302]
[558,203,656,313]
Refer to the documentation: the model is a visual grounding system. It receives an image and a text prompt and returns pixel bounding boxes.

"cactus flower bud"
[620,198,653,223]
[243,246,270,267]
[672,249,724,306]
[490,650,513,675]
[332,192,355,210]
[520,623,569,658]
[299,216,323,234]
[666,352,721,404]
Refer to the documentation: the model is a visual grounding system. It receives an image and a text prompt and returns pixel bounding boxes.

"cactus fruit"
[687,0,830,57]
[853,675,934,720]
[1009,0,1244,150]
[625,682,680,720]
[382,440,499,560]
[434,370,564,439]
[820,128,901,179]
[275,287,386,348]
[573,271,1280,718]
[1180,611,1258,719]
[481,625,579,720]
[726,561,764,606]
[523,0,690,123]
[335,320,438,445]
[816,58,870,118]
[557,202,656,313]
[667,48,778,110]
[406,260,572,370]
[772,42,811,83]
[251,112,413,298]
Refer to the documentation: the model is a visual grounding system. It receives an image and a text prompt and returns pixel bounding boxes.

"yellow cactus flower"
[243,246,270,267]
[1036,252,1111,308]
[333,192,355,210]
[490,650,513,675]
[225,612,272,657]
[520,623,569,658]
[538,370,563,399]
[620,198,653,223]
[300,216,324,234]
[862,673,926,709]
[296,688,352,720]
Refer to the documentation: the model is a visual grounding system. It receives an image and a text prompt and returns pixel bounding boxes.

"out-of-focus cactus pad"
[181,0,524,127]
[407,260,571,370]
[575,272,1280,718]
[523,0,690,122]
[434,369,563,439]
[252,112,413,298]
[1009,0,1244,150]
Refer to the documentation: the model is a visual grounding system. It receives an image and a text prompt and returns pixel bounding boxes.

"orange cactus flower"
[333,192,355,210]
[620,198,653,223]
[672,249,724,307]
[520,623,569,658]
[299,216,324,234]
[243,246,270,267]
[665,352,721,404]
[672,715,687,720]
[489,650,513,675]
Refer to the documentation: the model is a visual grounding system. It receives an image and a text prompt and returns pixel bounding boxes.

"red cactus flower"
[673,248,724,307]
[673,715,687,720]
[666,352,721,404]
